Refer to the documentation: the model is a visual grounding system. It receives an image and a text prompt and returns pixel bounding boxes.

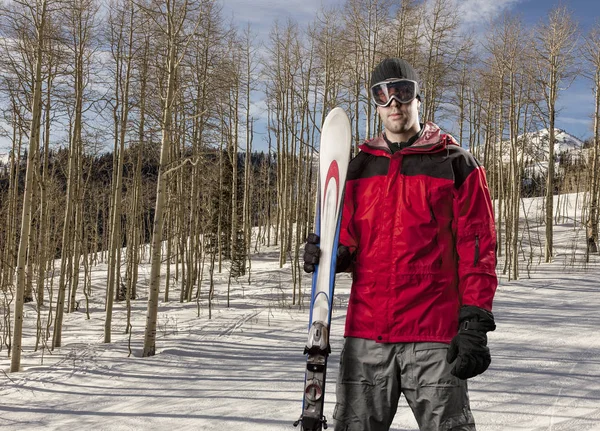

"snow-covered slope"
[2,194,600,430]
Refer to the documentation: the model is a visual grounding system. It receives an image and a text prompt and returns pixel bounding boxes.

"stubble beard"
[384,111,410,135]
[381,103,420,140]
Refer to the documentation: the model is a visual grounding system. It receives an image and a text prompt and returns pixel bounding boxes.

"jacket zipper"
[474,235,480,266]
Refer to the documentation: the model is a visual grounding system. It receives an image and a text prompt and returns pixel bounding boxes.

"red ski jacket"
[339,122,497,344]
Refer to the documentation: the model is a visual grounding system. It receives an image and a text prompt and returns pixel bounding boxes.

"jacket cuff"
[459,305,496,332]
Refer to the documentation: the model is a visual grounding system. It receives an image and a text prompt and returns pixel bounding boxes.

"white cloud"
[220,0,344,41]
[454,0,525,25]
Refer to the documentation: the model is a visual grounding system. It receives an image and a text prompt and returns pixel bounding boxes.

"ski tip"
[321,107,351,153]
[324,107,350,126]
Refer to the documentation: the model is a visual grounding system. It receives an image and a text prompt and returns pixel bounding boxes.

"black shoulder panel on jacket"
[450,146,480,189]
[347,151,389,181]
[400,145,480,189]
[401,152,454,180]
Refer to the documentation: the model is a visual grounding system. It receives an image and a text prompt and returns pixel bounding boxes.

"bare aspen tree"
[68,2,100,315]
[467,75,487,157]
[507,55,533,280]
[532,6,578,262]
[164,88,181,303]
[582,24,600,255]
[142,0,202,357]
[264,20,296,267]
[0,110,21,295]
[342,0,391,144]
[485,38,507,258]
[289,27,315,305]
[35,34,61,350]
[420,0,461,123]
[265,18,320,274]
[174,113,187,304]
[143,0,179,347]
[479,73,496,173]
[217,104,225,273]
[301,35,320,299]
[390,0,421,65]
[302,9,346,255]
[24,174,38,304]
[311,9,344,126]
[126,34,151,305]
[241,24,257,284]
[7,0,48,372]
[484,16,509,272]
[125,144,143,328]
[121,31,151,333]
[486,15,535,280]
[225,32,244,301]
[105,0,137,343]
[0,23,29,298]
[53,0,98,348]
[182,0,223,301]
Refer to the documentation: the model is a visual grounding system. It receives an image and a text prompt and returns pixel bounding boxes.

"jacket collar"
[359,122,457,156]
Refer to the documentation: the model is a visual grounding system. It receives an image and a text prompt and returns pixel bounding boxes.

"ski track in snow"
[2,193,600,430]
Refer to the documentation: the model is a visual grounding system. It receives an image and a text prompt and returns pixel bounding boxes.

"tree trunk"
[11,0,47,373]
[142,4,179,356]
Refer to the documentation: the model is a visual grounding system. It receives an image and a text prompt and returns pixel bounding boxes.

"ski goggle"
[370,79,419,107]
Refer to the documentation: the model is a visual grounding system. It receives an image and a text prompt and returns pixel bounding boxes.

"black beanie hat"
[370,58,419,88]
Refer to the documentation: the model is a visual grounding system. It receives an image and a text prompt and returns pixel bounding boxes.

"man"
[303,58,498,431]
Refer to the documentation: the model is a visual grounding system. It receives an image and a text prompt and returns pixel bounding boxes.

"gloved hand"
[303,233,353,274]
[446,305,496,380]
[303,233,321,273]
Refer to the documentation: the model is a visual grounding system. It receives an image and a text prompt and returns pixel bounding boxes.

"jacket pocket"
[413,343,459,387]
[457,222,489,270]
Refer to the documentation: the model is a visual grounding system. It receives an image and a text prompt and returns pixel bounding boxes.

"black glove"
[303,233,321,273]
[446,305,496,380]
[303,233,353,274]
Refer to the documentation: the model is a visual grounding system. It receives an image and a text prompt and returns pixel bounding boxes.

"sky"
[220,0,600,148]
[519,0,600,141]
[1,0,598,156]
[2,192,600,430]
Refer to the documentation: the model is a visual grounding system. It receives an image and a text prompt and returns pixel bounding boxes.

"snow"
[536,128,585,154]
[2,194,600,430]
[501,128,586,170]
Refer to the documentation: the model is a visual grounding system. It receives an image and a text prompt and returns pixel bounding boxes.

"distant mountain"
[525,128,584,159]
[501,128,585,164]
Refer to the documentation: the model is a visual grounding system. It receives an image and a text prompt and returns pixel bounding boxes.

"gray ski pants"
[333,337,476,431]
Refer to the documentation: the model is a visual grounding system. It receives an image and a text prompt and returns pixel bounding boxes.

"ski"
[294,107,352,431]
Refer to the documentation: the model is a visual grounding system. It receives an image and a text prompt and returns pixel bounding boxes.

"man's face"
[377,96,420,142]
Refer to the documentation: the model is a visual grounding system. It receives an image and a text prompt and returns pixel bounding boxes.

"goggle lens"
[371,79,418,106]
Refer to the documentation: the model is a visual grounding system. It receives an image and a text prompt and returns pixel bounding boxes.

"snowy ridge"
[501,128,585,164]
[532,128,585,155]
